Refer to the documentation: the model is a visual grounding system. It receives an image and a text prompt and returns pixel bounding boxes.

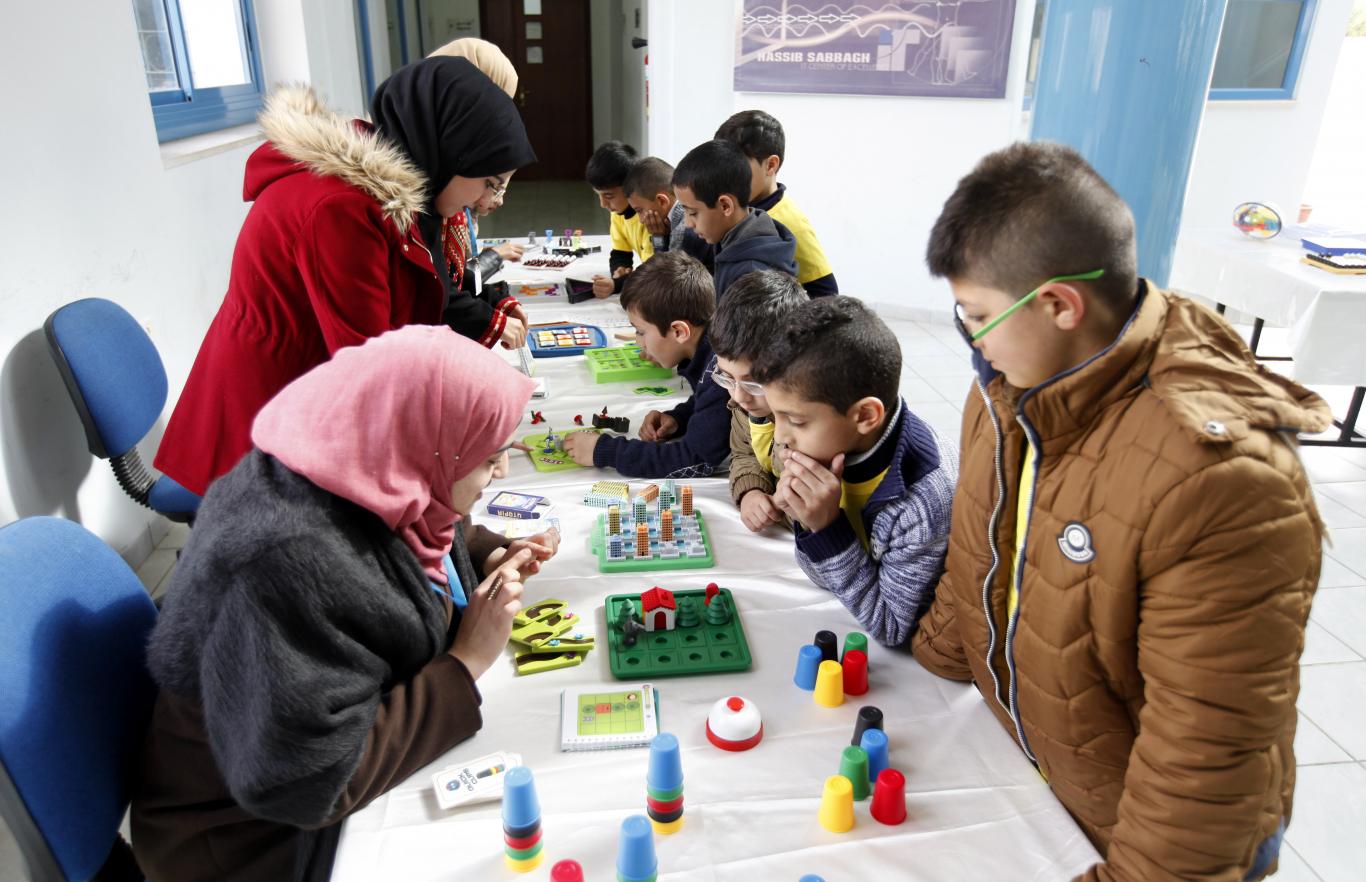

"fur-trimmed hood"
[250,84,428,232]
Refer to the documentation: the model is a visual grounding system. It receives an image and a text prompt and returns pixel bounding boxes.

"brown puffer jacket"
[912,285,1330,882]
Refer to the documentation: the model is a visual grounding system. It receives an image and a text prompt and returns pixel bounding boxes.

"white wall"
[646,0,1040,318]
[0,0,362,563]
[1181,0,1355,232]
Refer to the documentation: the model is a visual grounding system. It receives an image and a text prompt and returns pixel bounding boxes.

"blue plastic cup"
[501,766,541,830]
[860,728,890,783]
[616,814,658,881]
[793,644,822,690]
[646,732,683,792]
[798,876,827,882]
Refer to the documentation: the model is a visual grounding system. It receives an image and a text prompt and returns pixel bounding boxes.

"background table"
[330,261,1101,881]
[1170,227,1366,447]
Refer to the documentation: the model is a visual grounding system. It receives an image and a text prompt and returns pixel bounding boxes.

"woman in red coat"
[154,57,536,497]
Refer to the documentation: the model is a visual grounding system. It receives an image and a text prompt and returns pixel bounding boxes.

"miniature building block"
[528,323,607,358]
[605,586,752,679]
[608,505,621,533]
[660,509,673,543]
[641,587,677,631]
[585,480,630,508]
[639,484,659,503]
[589,510,715,573]
[635,524,650,558]
[585,346,674,383]
[680,485,693,516]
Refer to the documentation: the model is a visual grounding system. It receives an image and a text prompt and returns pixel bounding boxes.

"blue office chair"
[45,298,200,521]
[0,516,158,881]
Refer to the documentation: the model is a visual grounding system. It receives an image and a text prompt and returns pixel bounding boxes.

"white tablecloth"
[330,265,1101,881]
[1169,227,1366,386]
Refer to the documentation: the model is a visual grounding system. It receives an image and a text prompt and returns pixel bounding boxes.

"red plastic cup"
[842,649,869,695]
[550,859,585,882]
[870,768,907,825]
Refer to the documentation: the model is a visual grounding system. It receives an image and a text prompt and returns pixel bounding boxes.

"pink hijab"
[251,325,534,583]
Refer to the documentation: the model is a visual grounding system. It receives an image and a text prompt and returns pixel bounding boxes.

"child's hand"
[739,489,782,532]
[493,242,525,262]
[774,451,844,531]
[639,410,679,441]
[640,208,669,236]
[562,430,601,466]
[592,275,616,298]
[483,528,559,579]
[449,548,532,680]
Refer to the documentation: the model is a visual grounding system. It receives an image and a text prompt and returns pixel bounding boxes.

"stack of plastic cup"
[617,815,659,882]
[860,728,890,782]
[817,775,854,832]
[842,649,869,695]
[501,766,544,872]
[813,660,844,707]
[793,644,822,690]
[646,733,684,834]
[870,769,908,825]
[837,745,871,801]
[550,859,585,882]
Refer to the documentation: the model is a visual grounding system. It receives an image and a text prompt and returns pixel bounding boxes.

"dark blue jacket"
[593,331,731,478]
[712,208,798,301]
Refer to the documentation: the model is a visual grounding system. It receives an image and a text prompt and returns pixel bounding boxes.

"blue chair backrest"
[45,299,169,459]
[0,517,158,880]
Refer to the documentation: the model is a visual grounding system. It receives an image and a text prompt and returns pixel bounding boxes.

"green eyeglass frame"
[955,268,1107,343]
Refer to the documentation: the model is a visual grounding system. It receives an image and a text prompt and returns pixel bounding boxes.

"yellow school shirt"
[749,418,775,474]
[609,211,655,262]
[766,194,833,285]
[1009,438,1039,619]
[840,470,888,551]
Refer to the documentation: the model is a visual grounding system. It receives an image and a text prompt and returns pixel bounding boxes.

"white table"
[329,274,1101,881]
[1170,227,1366,447]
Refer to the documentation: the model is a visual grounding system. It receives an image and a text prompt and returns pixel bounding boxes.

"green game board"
[585,346,674,384]
[605,587,752,679]
[577,689,647,736]
[522,430,599,473]
[588,510,715,573]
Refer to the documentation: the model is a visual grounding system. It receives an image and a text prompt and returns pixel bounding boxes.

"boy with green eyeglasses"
[913,141,1330,881]
[708,269,809,532]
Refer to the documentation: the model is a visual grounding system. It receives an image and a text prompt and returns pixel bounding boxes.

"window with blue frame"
[133,0,266,142]
[1210,0,1318,99]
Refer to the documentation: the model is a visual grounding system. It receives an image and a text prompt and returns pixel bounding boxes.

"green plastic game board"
[576,689,647,735]
[522,430,598,473]
[605,587,752,679]
[588,510,715,572]
[585,346,674,383]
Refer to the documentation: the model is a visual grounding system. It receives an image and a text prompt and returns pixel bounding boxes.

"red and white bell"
[705,695,763,751]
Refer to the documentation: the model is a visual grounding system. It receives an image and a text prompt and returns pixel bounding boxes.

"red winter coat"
[155,86,444,496]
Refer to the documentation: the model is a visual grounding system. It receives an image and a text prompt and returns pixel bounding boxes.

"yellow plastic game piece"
[608,504,621,533]
[509,616,577,648]
[650,817,683,835]
[505,851,544,872]
[814,660,845,707]
[514,649,587,675]
[514,599,570,628]
[818,775,855,833]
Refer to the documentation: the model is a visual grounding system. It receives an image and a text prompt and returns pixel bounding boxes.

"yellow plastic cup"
[818,774,855,833]
[813,660,844,707]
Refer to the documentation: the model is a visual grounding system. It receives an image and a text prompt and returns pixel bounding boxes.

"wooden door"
[480,0,593,181]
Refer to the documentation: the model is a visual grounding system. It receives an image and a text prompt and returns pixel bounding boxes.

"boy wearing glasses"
[562,252,731,478]
[751,297,958,647]
[913,142,1329,881]
[708,270,809,532]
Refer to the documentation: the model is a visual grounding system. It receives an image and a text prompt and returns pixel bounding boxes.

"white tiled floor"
[4,320,1363,880]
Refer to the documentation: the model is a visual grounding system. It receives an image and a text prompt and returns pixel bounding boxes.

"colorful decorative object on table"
[501,766,544,872]
[585,346,675,383]
[589,484,714,572]
[646,733,685,834]
[1232,202,1283,239]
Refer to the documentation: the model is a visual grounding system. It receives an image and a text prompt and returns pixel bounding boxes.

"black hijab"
[372,55,537,203]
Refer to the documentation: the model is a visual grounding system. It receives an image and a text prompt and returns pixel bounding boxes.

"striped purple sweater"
[793,403,958,647]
